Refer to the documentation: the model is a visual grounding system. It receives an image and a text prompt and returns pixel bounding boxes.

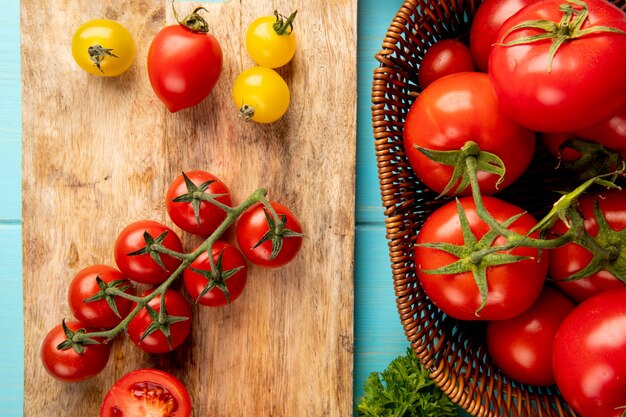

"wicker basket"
[371,0,626,416]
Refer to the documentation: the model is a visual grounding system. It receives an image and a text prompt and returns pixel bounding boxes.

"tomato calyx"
[498,0,626,72]
[553,138,624,180]
[189,249,244,304]
[171,171,229,228]
[255,201,305,260]
[140,294,190,350]
[416,141,506,197]
[273,10,298,36]
[83,275,134,319]
[418,200,531,316]
[87,45,119,74]
[56,319,102,354]
[171,0,210,33]
[126,229,184,271]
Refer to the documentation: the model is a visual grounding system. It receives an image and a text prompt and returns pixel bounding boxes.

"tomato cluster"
[70,6,296,123]
[40,171,303,407]
[405,0,626,415]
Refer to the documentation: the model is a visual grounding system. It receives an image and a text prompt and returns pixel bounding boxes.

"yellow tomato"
[71,19,135,77]
[232,67,290,124]
[245,11,297,68]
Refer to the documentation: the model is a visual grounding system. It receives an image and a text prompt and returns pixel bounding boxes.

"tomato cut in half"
[100,368,191,417]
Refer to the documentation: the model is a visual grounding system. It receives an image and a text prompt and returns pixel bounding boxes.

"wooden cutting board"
[21,1,356,416]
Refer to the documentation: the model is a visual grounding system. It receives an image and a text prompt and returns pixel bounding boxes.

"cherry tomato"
[114,220,184,285]
[553,288,626,417]
[147,8,223,112]
[127,289,192,354]
[232,66,290,124]
[486,287,575,386]
[418,39,475,88]
[236,201,303,268]
[246,11,297,68]
[71,19,135,77]
[489,0,626,132]
[100,368,191,417]
[469,0,542,71]
[68,265,135,329]
[548,188,626,302]
[40,320,111,382]
[166,171,232,237]
[404,71,536,196]
[184,241,247,307]
[415,196,548,320]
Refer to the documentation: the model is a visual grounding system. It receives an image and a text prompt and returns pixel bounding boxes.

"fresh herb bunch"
[356,348,456,417]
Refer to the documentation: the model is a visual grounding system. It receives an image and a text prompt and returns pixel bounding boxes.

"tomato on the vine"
[236,201,303,268]
[71,19,135,77]
[246,11,297,68]
[127,289,192,354]
[418,39,475,88]
[114,220,184,285]
[40,320,111,382]
[147,6,223,112]
[166,171,232,237]
[184,241,247,307]
[404,71,536,196]
[415,196,548,320]
[232,66,290,124]
[553,288,626,417]
[488,0,626,132]
[68,265,135,329]
[486,286,575,386]
[100,368,191,417]
[548,188,626,302]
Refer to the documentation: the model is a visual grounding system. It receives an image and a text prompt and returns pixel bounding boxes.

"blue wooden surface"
[0,0,470,415]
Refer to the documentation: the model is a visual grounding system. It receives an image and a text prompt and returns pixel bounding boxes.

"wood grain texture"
[21,1,356,416]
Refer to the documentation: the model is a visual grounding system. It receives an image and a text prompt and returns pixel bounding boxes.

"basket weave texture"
[371,0,626,416]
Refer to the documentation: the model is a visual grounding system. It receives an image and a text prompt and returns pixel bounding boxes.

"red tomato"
[40,320,111,382]
[68,265,135,329]
[469,0,542,71]
[417,39,475,88]
[489,0,626,132]
[415,196,548,320]
[147,11,223,112]
[553,288,626,417]
[100,368,191,417]
[236,201,303,268]
[166,171,232,237]
[543,109,626,162]
[548,188,626,302]
[114,220,184,285]
[183,241,247,307]
[404,72,536,196]
[486,287,575,386]
[127,289,192,354]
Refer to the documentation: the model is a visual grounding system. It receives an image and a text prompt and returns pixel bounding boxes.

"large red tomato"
[183,241,248,307]
[166,170,232,237]
[127,289,192,354]
[147,8,223,112]
[100,368,191,417]
[548,188,626,302]
[403,71,536,196]
[114,220,184,285]
[40,320,111,382]
[68,264,135,329]
[415,196,548,320]
[489,0,626,132]
[486,286,575,386]
[553,288,626,417]
[469,0,542,71]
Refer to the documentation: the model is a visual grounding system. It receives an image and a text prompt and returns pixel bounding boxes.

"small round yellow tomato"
[232,67,290,124]
[245,11,297,68]
[71,19,135,77]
